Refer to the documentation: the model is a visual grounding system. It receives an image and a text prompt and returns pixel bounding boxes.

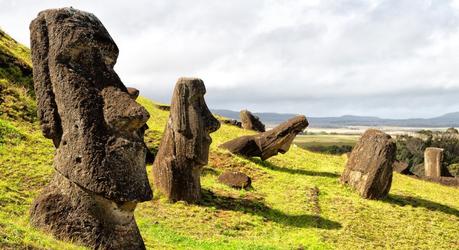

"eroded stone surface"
[30,7,151,249]
[219,115,308,160]
[240,110,265,132]
[152,77,220,203]
[424,147,444,177]
[218,171,252,189]
[340,129,396,199]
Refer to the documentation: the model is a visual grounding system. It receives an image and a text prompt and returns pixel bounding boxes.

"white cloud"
[1,0,458,118]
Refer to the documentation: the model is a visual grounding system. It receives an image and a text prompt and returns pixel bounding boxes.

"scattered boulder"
[240,110,265,132]
[340,129,396,199]
[220,118,242,128]
[152,78,220,203]
[393,161,411,175]
[424,147,444,177]
[29,8,152,249]
[220,115,308,160]
[218,171,252,189]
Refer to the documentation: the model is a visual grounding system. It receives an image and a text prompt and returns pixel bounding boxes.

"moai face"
[31,8,152,202]
[171,78,220,166]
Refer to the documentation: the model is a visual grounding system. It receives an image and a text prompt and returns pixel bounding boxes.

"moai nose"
[102,86,150,131]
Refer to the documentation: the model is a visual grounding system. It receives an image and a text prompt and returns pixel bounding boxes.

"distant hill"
[212,109,459,128]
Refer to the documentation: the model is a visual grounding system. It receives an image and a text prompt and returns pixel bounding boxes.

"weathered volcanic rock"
[240,110,265,132]
[340,129,396,199]
[218,171,252,189]
[152,77,220,203]
[220,118,242,128]
[220,115,308,160]
[393,161,411,175]
[29,8,152,249]
[424,147,444,177]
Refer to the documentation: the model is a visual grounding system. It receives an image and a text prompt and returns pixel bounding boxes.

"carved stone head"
[170,77,220,166]
[30,7,152,202]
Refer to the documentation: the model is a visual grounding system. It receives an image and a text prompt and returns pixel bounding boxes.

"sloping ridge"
[0,28,36,121]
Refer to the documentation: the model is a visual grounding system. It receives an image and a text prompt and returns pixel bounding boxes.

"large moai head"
[153,78,220,203]
[30,7,152,202]
[170,77,220,166]
[29,8,152,248]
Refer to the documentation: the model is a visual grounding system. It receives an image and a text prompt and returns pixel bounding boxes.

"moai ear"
[30,15,62,147]
[172,81,191,138]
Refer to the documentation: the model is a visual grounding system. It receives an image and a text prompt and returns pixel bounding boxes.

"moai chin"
[29,8,152,249]
[152,77,220,203]
[424,147,444,177]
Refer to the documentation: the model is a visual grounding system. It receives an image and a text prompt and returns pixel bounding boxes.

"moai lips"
[29,7,152,249]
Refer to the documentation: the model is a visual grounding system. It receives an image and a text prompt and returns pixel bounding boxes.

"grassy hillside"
[0,97,458,249]
[0,29,458,249]
[0,29,36,122]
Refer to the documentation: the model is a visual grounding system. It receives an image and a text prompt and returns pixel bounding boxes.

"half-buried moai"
[220,115,308,160]
[240,109,266,132]
[340,129,396,199]
[424,147,444,177]
[152,78,220,203]
[29,8,152,249]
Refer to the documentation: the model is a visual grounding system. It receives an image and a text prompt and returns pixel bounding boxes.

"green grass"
[294,134,359,148]
[0,97,458,249]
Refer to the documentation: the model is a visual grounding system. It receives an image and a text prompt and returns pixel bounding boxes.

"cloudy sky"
[1,0,459,118]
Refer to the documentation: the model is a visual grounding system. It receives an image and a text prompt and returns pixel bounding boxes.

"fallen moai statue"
[340,129,396,199]
[153,77,220,203]
[240,109,266,132]
[219,115,308,160]
[29,8,152,249]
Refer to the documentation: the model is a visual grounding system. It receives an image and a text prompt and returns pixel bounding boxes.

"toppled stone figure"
[153,78,220,203]
[29,8,152,249]
[240,109,266,132]
[340,129,396,199]
[219,115,308,160]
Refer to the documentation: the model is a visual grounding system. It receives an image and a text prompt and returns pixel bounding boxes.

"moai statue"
[240,109,266,132]
[340,129,396,199]
[220,115,308,160]
[424,147,444,177]
[152,78,220,203]
[29,8,152,249]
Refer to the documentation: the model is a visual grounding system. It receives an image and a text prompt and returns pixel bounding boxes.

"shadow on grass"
[247,157,340,178]
[200,189,341,229]
[384,194,459,217]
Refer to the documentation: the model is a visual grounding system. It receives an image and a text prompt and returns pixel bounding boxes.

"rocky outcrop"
[29,8,152,249]
[220,115,308,160]
[220,118,242,128]
[240,110,265,132]
[218,171,252,189]
[340,129,396,200]
[152,78,220,203]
